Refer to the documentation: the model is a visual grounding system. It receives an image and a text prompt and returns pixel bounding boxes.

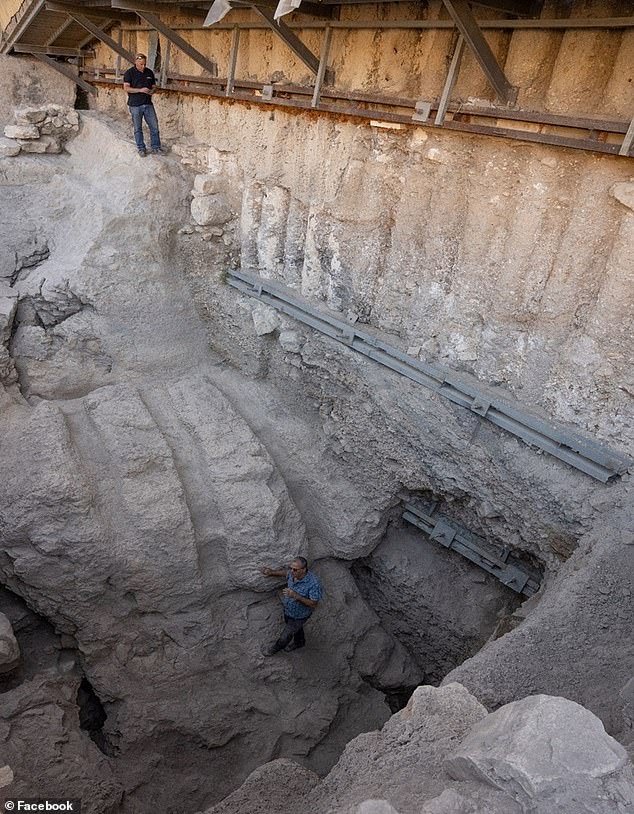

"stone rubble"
[2,105,79,156]
[207,684,634,814]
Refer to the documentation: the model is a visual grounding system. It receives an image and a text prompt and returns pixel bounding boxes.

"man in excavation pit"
[260,557,322,655]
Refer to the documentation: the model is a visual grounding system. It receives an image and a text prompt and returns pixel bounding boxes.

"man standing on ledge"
[123,53,163,157]
[260,557,322,656]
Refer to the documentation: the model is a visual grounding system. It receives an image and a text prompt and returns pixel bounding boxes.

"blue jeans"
[129,104,160,151]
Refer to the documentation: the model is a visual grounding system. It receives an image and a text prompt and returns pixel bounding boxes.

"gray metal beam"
[226,269,632,482]
[403,502,541,597]
[45,5,137,62]
[442,0,517,104]
[31,51,98,93]
[112,1,218,74]
[251,4,320,74]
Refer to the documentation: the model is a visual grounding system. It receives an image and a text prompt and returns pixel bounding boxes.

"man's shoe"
[261,643,281,656]
[152,146,168,154]
[284,642,305,652]
[138,149,147,157]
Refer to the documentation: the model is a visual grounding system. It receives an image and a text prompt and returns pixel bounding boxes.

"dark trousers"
[273,614,307,652]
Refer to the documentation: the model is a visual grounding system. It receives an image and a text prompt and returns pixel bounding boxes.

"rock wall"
[206,683,634,814]
[0,55,76,126]
[0,114,422,813]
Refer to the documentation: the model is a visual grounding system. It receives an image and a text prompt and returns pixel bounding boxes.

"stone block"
[190,193,231,226]
[278,330,303,353]
[0,137,20,158]
[445,695,634,814]
[252,304,279,336]
[611,182,634,212]
[14,108,47,125]
[356,801,401,814]
[4,124,39,139]
[193,172,224,196]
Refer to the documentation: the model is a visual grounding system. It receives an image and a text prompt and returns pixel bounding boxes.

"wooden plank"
[32,50,97,92]
[1,0,46,54]
[45,6,137,61]
[442,0,516,104]
[13,42,86,55]
[251,4,319,74]
[435,34,463,125]
[45,15,75,44]
[112,1,218,75]
[619,116,634,157]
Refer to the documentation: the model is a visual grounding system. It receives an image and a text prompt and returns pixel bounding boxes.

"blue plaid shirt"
[283,570,322,620]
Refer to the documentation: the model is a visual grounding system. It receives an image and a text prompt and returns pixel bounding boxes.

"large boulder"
[445,694,634,814]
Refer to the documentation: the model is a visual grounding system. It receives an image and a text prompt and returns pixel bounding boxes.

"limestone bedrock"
[0,113,419,813]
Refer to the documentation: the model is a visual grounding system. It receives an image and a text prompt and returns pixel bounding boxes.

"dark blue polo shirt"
[123,66,156,107]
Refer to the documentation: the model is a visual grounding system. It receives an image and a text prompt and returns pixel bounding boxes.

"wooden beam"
[45,5,137,61]
[77,17,115,48]
[13,43,88,56]
[471,0,543,15]
[251,4,319,74]
[112,0,204,13]
[0,0,45,54]
[45,16,76,45]
[435,34,464,125]
[442,0,517,104]
[112,1,218,74]
[43,1,124,17]
[31,51,97,93]
[225,26,239,95]
[619,116,634,157]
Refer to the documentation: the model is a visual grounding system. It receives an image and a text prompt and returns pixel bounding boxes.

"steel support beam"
[45,5,137,62]
[403,502,541,597]
[31,51,97,93]
[435,34,464,125]
[226,269,633,482]
[112,1,218,74]
[251,4,320,74]
[442,0,517,104]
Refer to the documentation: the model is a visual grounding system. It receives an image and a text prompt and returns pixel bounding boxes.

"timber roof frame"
[1,0,633,157]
